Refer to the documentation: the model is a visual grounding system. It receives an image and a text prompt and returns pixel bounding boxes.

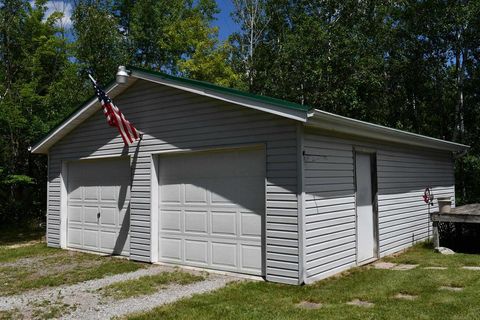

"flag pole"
[87,73,97,85]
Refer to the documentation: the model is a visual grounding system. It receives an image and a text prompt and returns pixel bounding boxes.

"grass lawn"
[0,241,146,296]
[126,243,480,320]
[99,269,206,299]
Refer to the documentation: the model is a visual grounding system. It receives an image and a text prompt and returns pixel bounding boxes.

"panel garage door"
[67,157,131,255]
[158,148,265,275]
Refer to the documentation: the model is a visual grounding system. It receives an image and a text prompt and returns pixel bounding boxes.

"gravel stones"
[0,265,238,319]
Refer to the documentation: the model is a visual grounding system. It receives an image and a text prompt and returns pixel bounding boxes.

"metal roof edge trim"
[308,109,469,152]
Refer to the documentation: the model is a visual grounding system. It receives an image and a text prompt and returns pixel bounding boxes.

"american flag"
[89,74,140,145]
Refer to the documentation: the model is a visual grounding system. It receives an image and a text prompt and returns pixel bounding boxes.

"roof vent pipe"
[116,66,130,84]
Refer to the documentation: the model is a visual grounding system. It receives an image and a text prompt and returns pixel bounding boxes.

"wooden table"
[430,204,480,248]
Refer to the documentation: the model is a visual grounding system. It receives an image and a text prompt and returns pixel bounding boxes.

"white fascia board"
[308,109,469,153]
[30,82,129,154]
[131,70,309,123]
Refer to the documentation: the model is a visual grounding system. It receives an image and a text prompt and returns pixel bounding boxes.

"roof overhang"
[30,80,136,154]
[307,109,469,153]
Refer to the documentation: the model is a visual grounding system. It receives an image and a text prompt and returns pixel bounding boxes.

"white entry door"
[355,152,376,263]
[67,158,131,255]
[158,148,265,276]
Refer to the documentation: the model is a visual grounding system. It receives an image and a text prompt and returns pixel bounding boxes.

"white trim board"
[60,161,68,249]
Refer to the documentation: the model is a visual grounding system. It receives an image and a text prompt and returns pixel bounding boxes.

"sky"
[214,1,241,41]
[40,0,240,42]
[42,1,73,28]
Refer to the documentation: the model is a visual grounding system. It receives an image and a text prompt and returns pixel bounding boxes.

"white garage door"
[158,148,265,275]
[67,158,131,255]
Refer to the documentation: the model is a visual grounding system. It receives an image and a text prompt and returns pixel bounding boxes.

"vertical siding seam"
[297,124,306,284]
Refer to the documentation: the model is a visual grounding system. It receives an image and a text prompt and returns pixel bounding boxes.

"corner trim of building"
[60,161,68,249]
[150,154,159,263]
[297,123,306,285]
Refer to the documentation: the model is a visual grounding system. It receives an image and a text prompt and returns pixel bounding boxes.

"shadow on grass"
[0,224,45,246]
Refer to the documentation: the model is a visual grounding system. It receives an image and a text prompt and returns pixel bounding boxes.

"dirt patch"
[424,266,447,270]
[394,293,418,300]
[296,301,323,309]
[0,252,66,269]
[392,264,418,271]
[346,299,374,307]
[2,240,44,250]
[439,286,464,292]
[373,262,397,270]
[462,266,480,271]
[36,259,104,277]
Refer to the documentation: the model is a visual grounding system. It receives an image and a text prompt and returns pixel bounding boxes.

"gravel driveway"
[0,265,239,319]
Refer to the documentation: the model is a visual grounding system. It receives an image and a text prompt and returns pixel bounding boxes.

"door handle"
[97,212,101,219]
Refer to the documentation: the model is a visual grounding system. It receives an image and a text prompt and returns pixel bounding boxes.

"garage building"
[31,66,468,285]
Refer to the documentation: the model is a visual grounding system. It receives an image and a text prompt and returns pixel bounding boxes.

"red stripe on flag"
[103,102,138,145]
[111,104,134,144]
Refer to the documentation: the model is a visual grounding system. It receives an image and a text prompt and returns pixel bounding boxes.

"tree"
[72,0,127,85]
[178,31,241,87]
[231,0,269,89]
[0,0,86,224]
[126,0,219,74]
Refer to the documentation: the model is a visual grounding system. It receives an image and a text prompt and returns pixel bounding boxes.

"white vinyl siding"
[303,129,455,283]
[303,133,357,281]
[47,80,299,284]
[377,150,454,256]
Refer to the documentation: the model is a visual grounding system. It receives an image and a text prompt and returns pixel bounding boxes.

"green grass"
[383,242,480,268]
[126,243,480,320]
[100,270,206,300]
[0,309,22,320]
[0,243,146,296]
[0,242,55,263]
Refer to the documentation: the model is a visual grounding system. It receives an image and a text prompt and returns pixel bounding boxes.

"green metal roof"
[128,66,311,113]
